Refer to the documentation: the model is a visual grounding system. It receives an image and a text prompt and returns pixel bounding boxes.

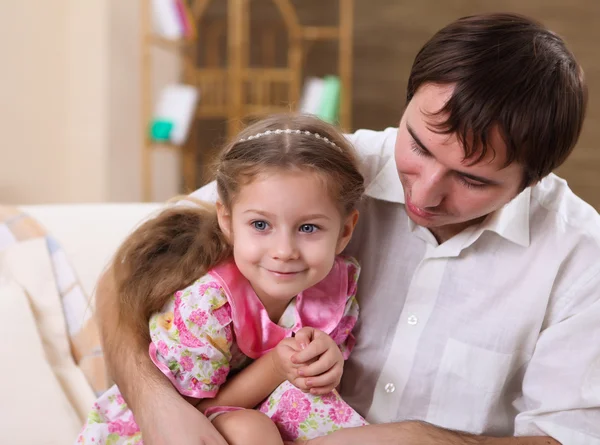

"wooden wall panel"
[196,1,600,210]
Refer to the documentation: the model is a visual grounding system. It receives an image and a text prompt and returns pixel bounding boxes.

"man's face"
[395,84,524,242]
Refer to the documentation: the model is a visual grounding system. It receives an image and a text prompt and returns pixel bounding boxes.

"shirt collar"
[364,155,405,204]
[364,153,531,247]
[479,187,531,247]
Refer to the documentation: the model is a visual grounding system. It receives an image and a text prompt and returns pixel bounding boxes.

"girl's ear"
[216,200,233,241]
[336,209,359,255]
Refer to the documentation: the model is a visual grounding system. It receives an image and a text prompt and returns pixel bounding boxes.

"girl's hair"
[113,113,365,338]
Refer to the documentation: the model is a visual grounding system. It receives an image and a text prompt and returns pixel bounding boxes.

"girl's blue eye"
[252,221,269,231]
[299,224,318,233]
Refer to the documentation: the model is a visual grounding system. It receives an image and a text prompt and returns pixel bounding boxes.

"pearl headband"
[238,129,341,150]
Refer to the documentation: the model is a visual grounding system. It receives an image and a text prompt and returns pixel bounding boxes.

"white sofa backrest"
[20,203,162,297]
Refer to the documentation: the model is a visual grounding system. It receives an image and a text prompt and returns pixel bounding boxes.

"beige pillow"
[0,239,96,444]
[4,204,111,396]
[0,273,83,444]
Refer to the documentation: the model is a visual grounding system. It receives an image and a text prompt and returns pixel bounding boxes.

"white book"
[299,77,325,115]
[152,0,183,39]
[154,84,200,145]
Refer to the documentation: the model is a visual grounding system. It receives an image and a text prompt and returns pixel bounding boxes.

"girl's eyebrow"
[243,209,331,220]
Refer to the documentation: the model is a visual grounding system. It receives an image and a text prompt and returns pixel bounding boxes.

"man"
[96,13,599,445]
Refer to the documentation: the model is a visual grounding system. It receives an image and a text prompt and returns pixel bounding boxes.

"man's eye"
[410,141,429,157]
[457,176,487,190]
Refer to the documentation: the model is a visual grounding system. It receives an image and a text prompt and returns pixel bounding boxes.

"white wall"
[0,0,181,204]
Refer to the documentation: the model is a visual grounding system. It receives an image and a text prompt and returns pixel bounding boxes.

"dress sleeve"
[329,256,360,359]
[148,274,234,399]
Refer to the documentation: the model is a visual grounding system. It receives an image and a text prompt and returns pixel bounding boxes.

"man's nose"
[410,165,445,209]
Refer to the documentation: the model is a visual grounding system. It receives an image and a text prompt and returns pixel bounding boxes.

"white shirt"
[191,128,600,444]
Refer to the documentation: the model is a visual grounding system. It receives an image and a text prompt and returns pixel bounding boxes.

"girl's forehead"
[237,167,331,192]
[231,170,341,218]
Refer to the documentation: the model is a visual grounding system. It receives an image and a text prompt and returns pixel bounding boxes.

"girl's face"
[217,169,358,319]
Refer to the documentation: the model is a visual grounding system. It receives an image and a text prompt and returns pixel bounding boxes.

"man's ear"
[336,209,359,255]
[216,200,232,241]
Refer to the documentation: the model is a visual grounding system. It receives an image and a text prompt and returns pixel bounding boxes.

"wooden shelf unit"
[140,0,353,201]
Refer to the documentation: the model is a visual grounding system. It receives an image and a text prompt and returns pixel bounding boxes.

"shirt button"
[407,314,418,325]
[384,383,396,393]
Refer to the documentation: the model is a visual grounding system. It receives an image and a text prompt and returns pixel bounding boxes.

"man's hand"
[138,391,229,445]
[291,327,344,395]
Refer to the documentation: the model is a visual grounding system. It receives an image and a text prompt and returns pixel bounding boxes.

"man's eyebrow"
[406,123,501,186]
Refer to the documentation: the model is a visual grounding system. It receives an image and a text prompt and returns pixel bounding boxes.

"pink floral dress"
[76,256,367,445]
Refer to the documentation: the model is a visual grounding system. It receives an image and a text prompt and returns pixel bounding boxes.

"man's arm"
[95,268,228,445]
[299,421,559,445]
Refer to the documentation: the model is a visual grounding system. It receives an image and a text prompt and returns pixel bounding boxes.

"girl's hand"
[291,327,344,395]
[270,337,310,390]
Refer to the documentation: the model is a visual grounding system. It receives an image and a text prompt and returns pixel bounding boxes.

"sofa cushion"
[1,205,111,396]
[0,250,89,444]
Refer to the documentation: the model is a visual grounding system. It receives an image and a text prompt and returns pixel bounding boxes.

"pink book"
[173,0,191,38]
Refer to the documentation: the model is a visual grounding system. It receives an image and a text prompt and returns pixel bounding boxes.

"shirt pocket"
[426,338,514,434]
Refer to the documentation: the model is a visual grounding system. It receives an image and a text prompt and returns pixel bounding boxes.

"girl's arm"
[196,338,300,412]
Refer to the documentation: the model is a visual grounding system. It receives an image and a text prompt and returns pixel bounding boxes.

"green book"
[150,119,174,142]
[317,75,341,124]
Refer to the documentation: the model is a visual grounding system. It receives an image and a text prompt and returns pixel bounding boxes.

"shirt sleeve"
[186,180,218,203]
[329,256,361,360]
[344,127,398,186]
[514,263,600,444]
[148,274,234,399]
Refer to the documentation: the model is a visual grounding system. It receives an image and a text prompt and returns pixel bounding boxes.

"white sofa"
[1,203,162,445]
[21,203,162,297]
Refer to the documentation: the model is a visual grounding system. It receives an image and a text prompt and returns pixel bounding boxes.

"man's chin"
[407,213,443,228]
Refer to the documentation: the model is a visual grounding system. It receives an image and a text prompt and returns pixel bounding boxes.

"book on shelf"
[152,0,197,40]
[150,84,199,146]
[298,75,341,125]
[298,77,325,116]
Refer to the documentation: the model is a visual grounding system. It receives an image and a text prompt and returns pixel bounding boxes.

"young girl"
[77,113,368,445]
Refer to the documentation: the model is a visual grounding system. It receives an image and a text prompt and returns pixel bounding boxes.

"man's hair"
[407,13,588,187]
